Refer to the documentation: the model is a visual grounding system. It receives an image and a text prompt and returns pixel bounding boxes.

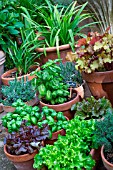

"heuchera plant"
[66,27,113,73]
[4,121,49,155]
[33,116,96,170]
[71,96,113,119]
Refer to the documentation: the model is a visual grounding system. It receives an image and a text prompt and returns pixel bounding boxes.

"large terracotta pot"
[82,70,113,106]
[35,44,72,65]
[1,66,39,86]
[40,90,80,120]
[101,145,113,170]
[3,96,38,113]
[4,145,37,170]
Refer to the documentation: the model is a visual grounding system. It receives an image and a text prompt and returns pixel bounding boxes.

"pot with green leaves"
[93,112,113,170]
[4,121,49,170]
[33,116,100,170]
[59,61,84,98]
[0,78,37,112]
[66,28,113,106]
[22,0,96,64]
[71,96,113,120]
[32,59,80,119]
[1,29,40,86]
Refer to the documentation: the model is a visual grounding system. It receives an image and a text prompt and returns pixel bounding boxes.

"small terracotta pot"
[75,80,85,99]
[4,145,37,170]
[101,145,113,170]
[40,89,80,120]
[82,70,113,106]
[1,66,39,86]
[3,96,38,113]
[35,44,72,65]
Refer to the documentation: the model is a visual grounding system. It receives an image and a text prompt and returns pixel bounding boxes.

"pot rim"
[101,145,113,167]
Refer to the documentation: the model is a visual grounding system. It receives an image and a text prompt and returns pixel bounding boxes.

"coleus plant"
[33,116,96,170]
[32,59,70,104]
[71,96,113,119]
[4,121,49,155]
[66,27,113,73]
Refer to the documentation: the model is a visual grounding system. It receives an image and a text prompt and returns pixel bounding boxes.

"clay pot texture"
[3,96,38,113]
[35,44,71,65]
[1,66,39,86]
[101,145,113,170]
[75,80,85,99]
[40,90,80,120]
[4,145,37,170]
[82,70,113,106]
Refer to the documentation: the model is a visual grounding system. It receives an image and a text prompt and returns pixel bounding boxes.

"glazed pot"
[45,116,69,145]
[1,66,39,86]
[4,144,37,170]
[82,70,113,106]
[3,96,38,113]
[40,89,80,120]
[35,44,72,65]
[101,145,113,170]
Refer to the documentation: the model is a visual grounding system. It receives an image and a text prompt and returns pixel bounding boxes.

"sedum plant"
[66,28,113,73]
[4,121,49,155]
[71,96,113,119]
[33,116,96,170]
[32,59,70,105]
[0,78,36,106]
[59,61,83,88]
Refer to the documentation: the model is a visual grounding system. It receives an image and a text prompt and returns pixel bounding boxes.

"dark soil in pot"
[104,151,113,164]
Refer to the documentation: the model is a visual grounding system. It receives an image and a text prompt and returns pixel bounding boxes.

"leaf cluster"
[93,113,113,152]
[71,96,113,119]
[66,28,113,73]
[1,78,35,106]
[4,122,49,155]
[32,59,70,105]
[59,61,83,87]
[33,116,96,170]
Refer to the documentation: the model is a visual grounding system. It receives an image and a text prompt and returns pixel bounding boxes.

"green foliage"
[59,61,83,87]
[32,59,70,105]
[66,29,113,73]
[71,96,113,120]
[33,116,96,170]
[2,100,68,135]
[93,113,113,152]
[1,78,35,106]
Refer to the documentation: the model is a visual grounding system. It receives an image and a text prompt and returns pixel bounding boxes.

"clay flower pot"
[75,80,85,99]
[40,89,80,120]
[82,71,113,106]
[101,145,113,170]
[1,66,39,86]
[3,96,38,113]
[35,44,71,65]
[4,144,37,170]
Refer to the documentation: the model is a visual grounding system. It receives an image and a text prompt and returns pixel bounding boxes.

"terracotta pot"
[82,71,113,106]
[4,144,37,170]
[3,96,38,113]
[75,80,85,99]
[1,66,39,86]
[101,145,113,170]
[35,44,72,65]
[45,116,69,145]
[40,89,80,120]
[0,103,3,113]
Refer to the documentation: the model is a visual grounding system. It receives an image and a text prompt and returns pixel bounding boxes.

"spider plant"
[22,0,98,51]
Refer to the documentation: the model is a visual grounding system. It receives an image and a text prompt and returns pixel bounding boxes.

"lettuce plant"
[33,116,96,170]
[71,96,113,119]
[66,28,113,73]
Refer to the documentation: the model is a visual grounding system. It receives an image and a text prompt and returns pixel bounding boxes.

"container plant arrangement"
[2,100,69,143]
[71,96,113,120]
[33,116,99,170]
[66,28,113,106]
[23,0,96,64]
[4,121,49,170]
[0,78,37,112]
[59,61,84,98]
[93,112,113,170]
[32,59,80,119]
